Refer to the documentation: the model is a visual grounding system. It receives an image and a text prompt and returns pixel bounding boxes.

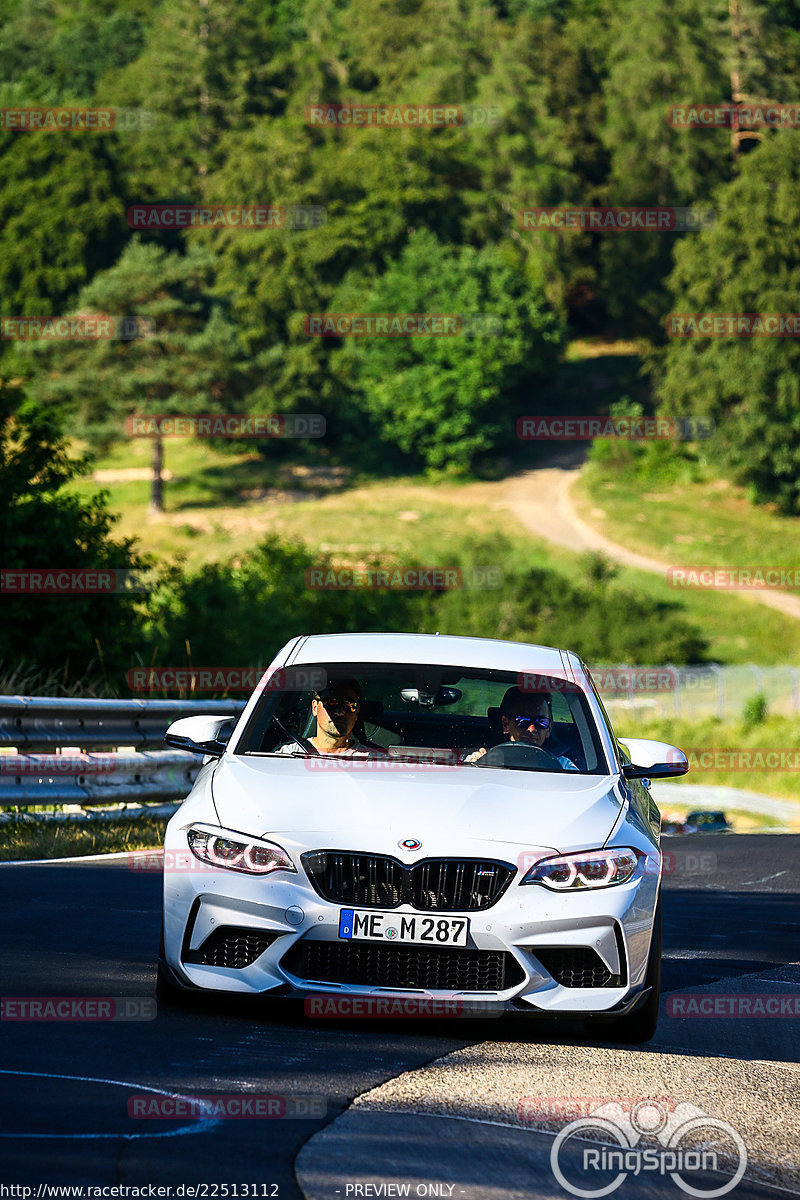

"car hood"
[210,755,625,857]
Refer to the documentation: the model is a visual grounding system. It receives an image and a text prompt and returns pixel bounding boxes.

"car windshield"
[236,663,611,775]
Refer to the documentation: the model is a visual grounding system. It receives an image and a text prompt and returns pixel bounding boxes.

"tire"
[586,893,662,1045]
[156,920,192,1007]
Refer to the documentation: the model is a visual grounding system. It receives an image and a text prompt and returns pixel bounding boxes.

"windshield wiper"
[271,713,320,756]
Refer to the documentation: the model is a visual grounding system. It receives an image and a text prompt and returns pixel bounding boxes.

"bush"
[337,231,566,473]
[742,692,768,728]
[0,398,148,685]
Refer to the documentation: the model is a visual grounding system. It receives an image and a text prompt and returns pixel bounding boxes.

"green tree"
[0,395,146,683]
[0,136,126,343]
[656,132,800,512]
[598,0,731,335]
[26,239,247,511]
[333,231,565,471]
[140,536,425,672]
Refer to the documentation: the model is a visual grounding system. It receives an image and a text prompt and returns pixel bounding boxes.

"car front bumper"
[162,829,660,1018]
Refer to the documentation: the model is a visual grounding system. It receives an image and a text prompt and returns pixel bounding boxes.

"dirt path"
[497,456,800,622]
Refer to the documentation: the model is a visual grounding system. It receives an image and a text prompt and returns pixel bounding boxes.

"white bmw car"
[159,633,688,1042]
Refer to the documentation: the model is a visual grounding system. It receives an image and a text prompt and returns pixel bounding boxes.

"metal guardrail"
[1,664,796,812]
[0,696,246,812]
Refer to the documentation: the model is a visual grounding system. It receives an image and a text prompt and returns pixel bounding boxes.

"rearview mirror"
[400,686,462,707]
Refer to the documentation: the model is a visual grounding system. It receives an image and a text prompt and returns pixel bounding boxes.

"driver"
[465,687,578,769]
[276,677,372,756]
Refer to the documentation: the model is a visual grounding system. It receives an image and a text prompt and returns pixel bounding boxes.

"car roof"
[285,632,579,674]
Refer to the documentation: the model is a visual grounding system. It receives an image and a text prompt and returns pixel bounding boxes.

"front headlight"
[187,825,296,875]
[521,847,642,890]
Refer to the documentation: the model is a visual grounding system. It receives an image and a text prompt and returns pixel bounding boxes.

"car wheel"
[156,920,191,1007]
[585,893,662,1045]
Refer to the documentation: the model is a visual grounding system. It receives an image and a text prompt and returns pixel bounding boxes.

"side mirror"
[164,715,235,758]
[618,737,689,780]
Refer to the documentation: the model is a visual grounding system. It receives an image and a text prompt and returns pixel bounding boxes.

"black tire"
[156,920,191,1007]
[586,893,662,1045]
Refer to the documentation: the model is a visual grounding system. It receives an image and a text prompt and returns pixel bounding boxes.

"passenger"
[276,677,372,755]
[466,686,578,769]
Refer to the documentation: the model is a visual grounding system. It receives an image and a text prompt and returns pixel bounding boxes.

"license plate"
[338,909,469,947]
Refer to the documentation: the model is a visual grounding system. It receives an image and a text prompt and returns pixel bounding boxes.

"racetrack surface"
[0,834,797,1197]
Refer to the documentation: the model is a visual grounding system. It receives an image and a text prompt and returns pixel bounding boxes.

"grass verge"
[575,458,800,587]
[0,816,168,862]
[620,714,800,802]
[66,438,800,665]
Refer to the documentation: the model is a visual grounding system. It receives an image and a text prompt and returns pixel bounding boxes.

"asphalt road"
[0,834,797,1196]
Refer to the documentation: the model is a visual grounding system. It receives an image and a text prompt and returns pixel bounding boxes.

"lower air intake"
[535,946,625,988]
[281,939,525,991]
[184,927,281,969]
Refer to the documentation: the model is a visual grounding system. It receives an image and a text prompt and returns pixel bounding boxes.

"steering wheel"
[475,742,563,769]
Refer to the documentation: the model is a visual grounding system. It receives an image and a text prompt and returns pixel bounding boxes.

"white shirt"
[274,736,373,757]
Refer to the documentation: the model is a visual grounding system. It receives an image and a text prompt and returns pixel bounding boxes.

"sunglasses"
[510,714,552,730]
[317,696,359,712]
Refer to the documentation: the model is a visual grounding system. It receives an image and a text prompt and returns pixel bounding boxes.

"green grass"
[64,434,800,665]
[572,460,800,663]
[0,815,168,861]
[575,459,800,589]
[619,714,800,804]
